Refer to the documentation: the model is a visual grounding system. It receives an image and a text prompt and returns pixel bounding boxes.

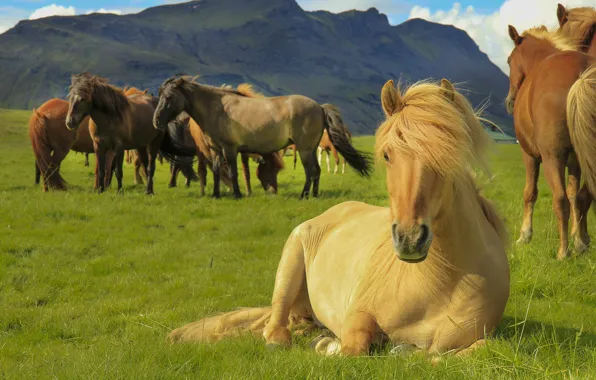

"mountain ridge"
[0,1,513,135]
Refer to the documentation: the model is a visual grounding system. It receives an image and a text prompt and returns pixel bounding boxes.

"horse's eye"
[383,152,390,162]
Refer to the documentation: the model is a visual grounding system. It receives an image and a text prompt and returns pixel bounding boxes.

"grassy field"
[0,108,595,379]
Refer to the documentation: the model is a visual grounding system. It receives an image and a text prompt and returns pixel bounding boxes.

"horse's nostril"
[417,224,430,248]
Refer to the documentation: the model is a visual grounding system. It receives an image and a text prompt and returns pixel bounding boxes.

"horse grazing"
[153,75,372,199]
[318,129,349,174]
[505,25,596,259]
[556,4,596,56]
[167,79,510,362]
[66,73,194,194]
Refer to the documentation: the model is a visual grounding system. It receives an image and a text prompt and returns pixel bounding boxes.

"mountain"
[0,0,513,136]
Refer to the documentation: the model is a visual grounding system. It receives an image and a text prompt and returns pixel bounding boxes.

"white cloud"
[408,0,594,74]
[85,8,123,15]
[29,4,76,20]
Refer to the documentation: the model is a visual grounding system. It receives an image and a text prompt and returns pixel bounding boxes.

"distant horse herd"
[26,4,596,362]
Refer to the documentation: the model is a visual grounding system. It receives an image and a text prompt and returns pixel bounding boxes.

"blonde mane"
[375,80,492,183]
[522,25,581,52]
[559,7,596,41]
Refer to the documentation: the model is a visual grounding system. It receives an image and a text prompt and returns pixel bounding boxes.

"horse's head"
[256,152,285,194]
[154,75,190,131]
[505,25,534,115]
[66,73,94,130]
[506,24,581,114]
[376,79,491,263]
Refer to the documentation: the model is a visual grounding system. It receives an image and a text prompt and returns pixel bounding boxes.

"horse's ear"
[508,25,523,45]
[557,4,568,27]
[381,80,401,117]
[440,79,456,102]
[143,89,148,94]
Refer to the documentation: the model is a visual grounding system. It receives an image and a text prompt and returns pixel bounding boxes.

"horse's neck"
[427,179,489,270]
[186,85,222,130]
[89,110,112,130]
[526,43,560,73]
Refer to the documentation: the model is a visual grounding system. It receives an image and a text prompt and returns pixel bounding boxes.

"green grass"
[0,108,594,379]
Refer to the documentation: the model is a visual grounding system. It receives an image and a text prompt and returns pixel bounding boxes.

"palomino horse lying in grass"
[505,25,596,259]
[167,79,510,362]
[153,75,372,199]
[556,4,596,57]
[66,73,195,194]
[317,129,349,174]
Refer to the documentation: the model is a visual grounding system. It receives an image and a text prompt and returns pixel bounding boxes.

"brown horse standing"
[66,73,192,194]
[29,98,94,191]
[154,75,372,199]
[557,4,596,56]
[164,84,287,196]
[505,25,596,259]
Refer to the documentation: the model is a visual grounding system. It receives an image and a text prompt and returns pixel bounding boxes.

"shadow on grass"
[498,316,596,349]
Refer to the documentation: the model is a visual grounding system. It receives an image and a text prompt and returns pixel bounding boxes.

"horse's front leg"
[223,147,242,199]
[114,149,125,192]
[169,162,179,188]
[84,153,90,167]
[241,153,252,196]
[313,312,378,356]
[95,144,107,194]
[34,161,41,185]
[211,152,221,199]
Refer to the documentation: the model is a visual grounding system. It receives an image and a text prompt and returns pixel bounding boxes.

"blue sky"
[1,0,504,24]
[0,0,588,73]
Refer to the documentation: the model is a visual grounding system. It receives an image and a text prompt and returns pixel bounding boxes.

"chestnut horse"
[153,75,372,199]
[66,73,194,194]
[29,98,94,191]
[167,79,510,363]
[505,25,596,259]
[317,129,351,174]
[557,4,596,56]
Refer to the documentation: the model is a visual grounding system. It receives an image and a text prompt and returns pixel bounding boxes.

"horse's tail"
[567,64,596,195]
[28,109,68,190]
[167,307,272,344]
[321,104,373,177]
[159,118,197,165]
[177,156,200,182]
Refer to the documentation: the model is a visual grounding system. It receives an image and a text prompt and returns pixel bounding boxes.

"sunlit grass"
[0,109,594,379]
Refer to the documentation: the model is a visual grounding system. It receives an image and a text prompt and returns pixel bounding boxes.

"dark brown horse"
[505,25,596,260]
[65,73,194,194]
[557,4,596,56]
[153,75,372,199]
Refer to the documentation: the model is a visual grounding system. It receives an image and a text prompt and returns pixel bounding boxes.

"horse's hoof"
[390,343,419,356]
[169,184,176,188]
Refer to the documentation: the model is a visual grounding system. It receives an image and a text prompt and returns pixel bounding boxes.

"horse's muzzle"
[505,96,515,115]
[391,222,432,263]
[65,117,78,131]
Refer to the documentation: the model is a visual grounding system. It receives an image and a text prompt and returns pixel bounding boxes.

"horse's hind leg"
[298,150,319,199]
[317,147,323,165]
[94,144,107,194]
[517,152,540,244]
[84,153,90,167]
[211,153,222,199]
[543,156,570,260]
[169,162,179,188]
[567,155,591,253]
[241,153,252,196]
[332,148,339,175]
[263,228,309,348]
[325,150,331,173]
[35,161,41,185]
